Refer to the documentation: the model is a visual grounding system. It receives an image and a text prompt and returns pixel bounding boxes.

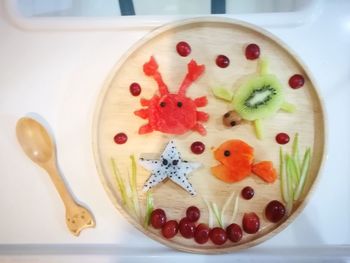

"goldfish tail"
[252,161,277,183]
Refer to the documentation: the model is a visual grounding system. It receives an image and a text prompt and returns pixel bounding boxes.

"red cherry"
[265,200,286,223]
[129,82,141,96]
[226,223,243,242]
[190,141,205,155]
[176,41,191,57]
[186,206,200,222]
[179,218,195,238]
[161,220,178,239]
[150,209,166,229]
[241,186,255,200]
[209,227,227,245]
[194,223,210,244]
[276,133,290,145]
[216,55,230,68]
[114,133,128,144]
[289,74,305,89]
[245,43,260,60]
[242,212,260,234]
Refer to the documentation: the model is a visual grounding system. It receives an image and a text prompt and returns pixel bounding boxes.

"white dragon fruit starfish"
[139,140,201,196]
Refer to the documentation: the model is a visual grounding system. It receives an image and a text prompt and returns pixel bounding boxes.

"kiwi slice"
[232,74,284,121]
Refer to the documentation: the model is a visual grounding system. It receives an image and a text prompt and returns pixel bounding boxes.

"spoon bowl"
[16,117,54,165]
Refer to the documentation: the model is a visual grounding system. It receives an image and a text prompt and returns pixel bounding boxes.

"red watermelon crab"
[134,56,209,136]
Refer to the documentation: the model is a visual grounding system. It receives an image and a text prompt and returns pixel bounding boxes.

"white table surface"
[1,0,350,262]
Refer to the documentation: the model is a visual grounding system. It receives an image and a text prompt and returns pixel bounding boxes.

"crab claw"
[143,56,158,76]
[178,60,205,96]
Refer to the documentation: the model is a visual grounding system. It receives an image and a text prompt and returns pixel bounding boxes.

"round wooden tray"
[92,17,325,253]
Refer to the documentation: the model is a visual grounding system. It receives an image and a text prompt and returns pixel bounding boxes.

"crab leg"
[191,123,206,136]
[178,60,205,96]
[134,109,149,119]
[143,56,169,96]
[196,111,209,122]
[140,98,151,106]
[194,96,208,107]
[139,123,154,134]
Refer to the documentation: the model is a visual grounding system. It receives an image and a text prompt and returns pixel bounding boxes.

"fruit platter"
[92,17,325,253]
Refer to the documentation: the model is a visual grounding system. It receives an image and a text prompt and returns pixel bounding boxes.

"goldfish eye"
[224,150,231,157]
[160,102,166,107]
[177,101,183,108]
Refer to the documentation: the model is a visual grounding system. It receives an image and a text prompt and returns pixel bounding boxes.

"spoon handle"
[43,160,76,209]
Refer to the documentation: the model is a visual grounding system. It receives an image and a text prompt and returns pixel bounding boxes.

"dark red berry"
[161,220,178,239]
[245,43,260,60]
[150,209,166,229]
[226,223,243,242]
[289,74,305,89]
[179,218,195,238]
[176,41,191,57]
[194,223,210,244]
[129,82,141,96]
[209,227,227,245]
[241,186,254,200]
[216,55,230,68]
[242,212,260,234]
[265,200,286,223]
[186,206,200,222]
[276,133,290,145]
[114,133,128,144]
[190,141,205,154]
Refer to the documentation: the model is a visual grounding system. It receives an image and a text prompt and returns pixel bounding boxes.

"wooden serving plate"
[92,17,325,253]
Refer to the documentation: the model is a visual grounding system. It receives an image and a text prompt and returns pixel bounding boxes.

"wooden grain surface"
[92,17,326,254]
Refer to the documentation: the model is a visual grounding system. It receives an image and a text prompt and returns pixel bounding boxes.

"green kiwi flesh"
[233,74,284,120]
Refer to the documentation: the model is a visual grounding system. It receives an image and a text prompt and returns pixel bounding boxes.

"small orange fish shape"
[211,139,277,183]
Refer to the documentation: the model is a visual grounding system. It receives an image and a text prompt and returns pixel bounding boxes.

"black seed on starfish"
[178,177,181,179]
[187,186,189,188]
[172,160,179,165]
[162,159,168,165]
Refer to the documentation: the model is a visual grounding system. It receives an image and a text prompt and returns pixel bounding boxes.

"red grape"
[162,220,178,239]
[194,223,210,244]
[265,200,286,223]
[245,43,260,60]
[113,133,127,144]
[129,82,141,96]
[289,74,305,89]
[179,218,195,238]
[226,223,243,242]
[242,212,260,234]
[241,186,254,200]
[216,55,230,68]
[150,209,166,229]
[209,227,227,245]
[190,141,205,155]
[176,41,191,57]
[186,206,200,222]
[276,133,290,145]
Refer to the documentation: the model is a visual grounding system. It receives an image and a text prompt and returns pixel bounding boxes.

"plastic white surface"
[0,0,350,261]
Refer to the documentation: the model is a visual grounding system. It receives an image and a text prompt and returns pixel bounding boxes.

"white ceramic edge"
[91,16,327,254]
[2,0,323,31]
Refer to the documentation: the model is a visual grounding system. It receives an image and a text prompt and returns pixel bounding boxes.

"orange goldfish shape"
[211,140,277,183]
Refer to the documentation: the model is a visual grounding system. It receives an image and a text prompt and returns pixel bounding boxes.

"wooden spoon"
[16,117,95,236]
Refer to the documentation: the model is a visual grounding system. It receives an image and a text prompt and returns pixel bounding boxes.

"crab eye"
[172,160,179,165]
[160,102,166,107]
[224,150,231,157]
[162,159,168,165]
[177,102,183,108]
